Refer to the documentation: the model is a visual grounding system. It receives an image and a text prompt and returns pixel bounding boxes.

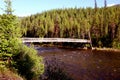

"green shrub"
[112,39,120,49]
[13,44,44,80]
[0,14,44,80]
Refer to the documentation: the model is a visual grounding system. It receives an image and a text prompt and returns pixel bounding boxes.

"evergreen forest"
[21,5,120,48]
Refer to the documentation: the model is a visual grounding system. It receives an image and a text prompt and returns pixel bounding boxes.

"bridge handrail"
[22,38,91,43]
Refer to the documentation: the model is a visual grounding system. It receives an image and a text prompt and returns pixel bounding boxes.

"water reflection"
[35,46,61,53]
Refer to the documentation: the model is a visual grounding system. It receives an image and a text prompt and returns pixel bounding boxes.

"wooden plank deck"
[22,38,91,43]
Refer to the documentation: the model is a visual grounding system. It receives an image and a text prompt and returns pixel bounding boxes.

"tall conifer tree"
[4,0,13,14]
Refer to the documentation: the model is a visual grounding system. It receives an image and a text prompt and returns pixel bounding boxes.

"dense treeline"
[21,6,120,48]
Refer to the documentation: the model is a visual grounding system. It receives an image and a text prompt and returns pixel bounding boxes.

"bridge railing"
[22,38,91,43]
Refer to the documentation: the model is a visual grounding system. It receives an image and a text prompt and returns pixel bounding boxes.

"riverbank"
[0,66,23,80]
[92,47,120,52]
[32,43,120,52]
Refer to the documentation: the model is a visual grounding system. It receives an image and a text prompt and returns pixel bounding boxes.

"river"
[34,46,120,80]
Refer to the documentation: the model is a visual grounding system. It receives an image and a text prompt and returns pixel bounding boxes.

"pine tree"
[0,1,44,79]
[4,0,14,14]
[0,0,21,65]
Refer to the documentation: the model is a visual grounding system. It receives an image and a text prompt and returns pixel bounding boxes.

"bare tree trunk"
[88,31,92,49]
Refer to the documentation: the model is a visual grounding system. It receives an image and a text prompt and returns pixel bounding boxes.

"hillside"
[21,6,120,48]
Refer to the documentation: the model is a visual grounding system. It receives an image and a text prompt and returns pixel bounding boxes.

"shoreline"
[33,43,120,52]
[92,47,120,52]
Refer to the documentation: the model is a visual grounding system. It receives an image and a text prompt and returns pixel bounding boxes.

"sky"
[0,0,120,17]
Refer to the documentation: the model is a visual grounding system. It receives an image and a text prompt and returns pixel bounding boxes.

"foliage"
[0,14,21,67]
[3,0,14,14]
[0,1,44,80]
[13,44,44,80]
[21,6,120,48]
[112,39,120,49]
[0,14,44,80]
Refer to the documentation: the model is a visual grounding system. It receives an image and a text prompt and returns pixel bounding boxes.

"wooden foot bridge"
[22,38,92,48]
[22,38,91,43]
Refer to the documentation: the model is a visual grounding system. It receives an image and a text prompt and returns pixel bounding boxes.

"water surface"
[36,46,120,80]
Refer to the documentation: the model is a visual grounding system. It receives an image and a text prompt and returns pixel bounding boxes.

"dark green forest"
[21,5,120,48]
